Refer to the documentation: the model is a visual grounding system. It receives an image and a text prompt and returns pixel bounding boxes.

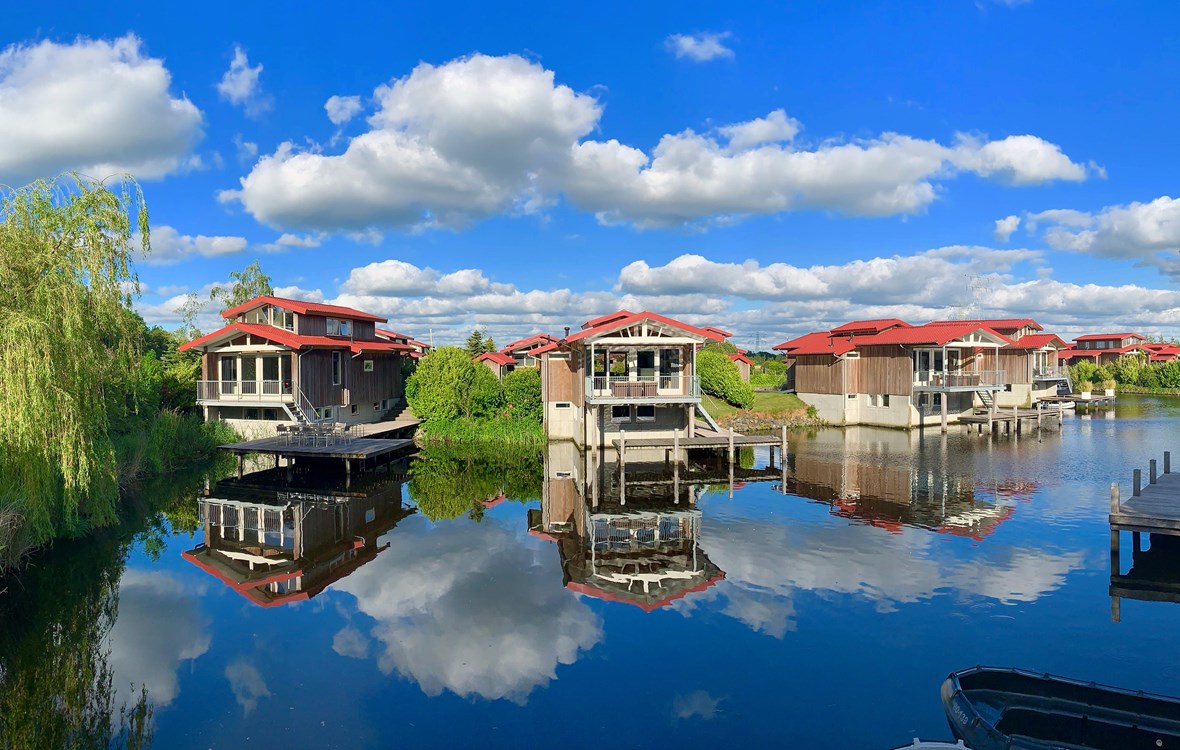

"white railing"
[1033,367,1068,378]
[586,374,700,399]
[913,369,1005,389]
[196,380,292,402]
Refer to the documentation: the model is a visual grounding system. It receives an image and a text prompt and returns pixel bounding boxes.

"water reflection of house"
[528,442,727,611]
[183,475,413,607]
[788,428,1027,540]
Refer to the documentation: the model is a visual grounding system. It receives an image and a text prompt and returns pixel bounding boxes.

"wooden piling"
[1111,482,1120,513]
[1167,451,1172,474]
[1151,459,1158,484]
[1133,468,1142,496]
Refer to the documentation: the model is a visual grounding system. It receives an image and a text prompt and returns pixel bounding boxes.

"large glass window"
[332,351,343,385]
[327,318,351,336]
[611,405,630,423]
[659,349,680,375]
[637,351,656,380]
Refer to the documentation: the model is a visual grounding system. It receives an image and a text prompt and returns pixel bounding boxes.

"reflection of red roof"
[477,351,516,366]
[481,493,507,508]
[567,571,726,613]
[936,505,1016,542]
[221,295,387,323]
[180,323,414,353]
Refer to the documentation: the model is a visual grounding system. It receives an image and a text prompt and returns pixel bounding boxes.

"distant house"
[1059,333,1149,366]
[728,352,754,382]
[476,351,516,380]
[774,317,1067,429]
[534,310,726,447]
[1143,343,1180,363]
[180,295,411,436]
[376,329,432,359]
[499,333,559,367]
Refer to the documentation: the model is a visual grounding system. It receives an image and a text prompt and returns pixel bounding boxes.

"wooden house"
[728,352,754,382]
[476,351,516,380]
[376,328,432,359]
[180,295,411,437]
[1059,333,1149,366]
[776,317,1070,428]
[499,333,559,367]
[533,310,726,447]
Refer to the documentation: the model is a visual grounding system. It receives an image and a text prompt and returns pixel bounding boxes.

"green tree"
[210,260,273,318]
[406,347,503,422]
[0,175,149,541]
[483,335,496,353]
[698,349,754,408]
[465,329,486,357]
[503,367,542,423]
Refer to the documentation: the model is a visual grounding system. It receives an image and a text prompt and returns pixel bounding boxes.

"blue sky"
[4,1,1180,348]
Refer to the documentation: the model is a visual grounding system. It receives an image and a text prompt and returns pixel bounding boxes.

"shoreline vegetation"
[0,176,237,574]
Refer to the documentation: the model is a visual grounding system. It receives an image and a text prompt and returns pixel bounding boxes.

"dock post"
[1166,451,1172,474]
[1014,405,1019,435]
[728,429,735,463]
[619,429,626,506]
[237,454,244,481]
[1111,482,1120,513]
[345,458,351,490]
[673,430,680,465]
[780,425,788,469]
[1151,459,1158,484]
[940,397,948,433]
[274,454,280,469]
[673,457,680,505]
[1133,468,1142,497]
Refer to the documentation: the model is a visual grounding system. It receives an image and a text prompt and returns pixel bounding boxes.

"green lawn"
[702,391,808,420]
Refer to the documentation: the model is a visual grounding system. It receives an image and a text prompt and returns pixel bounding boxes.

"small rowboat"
[941,666,1180,749]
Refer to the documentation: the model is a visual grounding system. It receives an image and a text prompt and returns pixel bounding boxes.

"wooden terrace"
[1109,451,1180,621]
[219,434,415,486]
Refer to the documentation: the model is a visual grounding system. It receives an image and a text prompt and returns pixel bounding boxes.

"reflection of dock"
[1110,451,1180,621]
[219,436,415,485]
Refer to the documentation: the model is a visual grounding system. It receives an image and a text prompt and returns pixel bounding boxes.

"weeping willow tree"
[0,175,149,542]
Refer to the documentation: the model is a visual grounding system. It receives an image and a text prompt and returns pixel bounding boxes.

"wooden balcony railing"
[196,380,293,402]
[586,374,700,401]
[913,369,1004,389]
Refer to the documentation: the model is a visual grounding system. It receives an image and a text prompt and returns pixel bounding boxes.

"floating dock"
[958,405,1067,436]
[219,435,416,486]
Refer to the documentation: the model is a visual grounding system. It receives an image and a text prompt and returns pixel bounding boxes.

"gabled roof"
[221,295,387,323]
[376,328,409,342]
[927,318,1042,333]
[477,351,516,366]
[776,331,857,357]
[500,333,558,353]
[180,322,412,354]
[829,318,912,335]
[581,310,636,330]
[702,325,733,338]
[536,310,725,355]
[1003,333,1067,350]
[854,322,1010,347]
[728,353,754,365]
[1074,332,1147,342]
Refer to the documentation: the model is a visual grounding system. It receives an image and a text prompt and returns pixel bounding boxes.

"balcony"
[1033,367,1070,380]
[197,380,294,404]
[585,374,700,404]
[912,369,1004,391]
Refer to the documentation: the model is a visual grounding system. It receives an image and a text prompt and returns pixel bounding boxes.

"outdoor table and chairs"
[274,422,356,448]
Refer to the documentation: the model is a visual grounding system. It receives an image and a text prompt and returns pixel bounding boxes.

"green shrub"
[406,347,503,422]
[1070,360,1097,386]
[1160,361,1180,389]
[1110,355,1142,385]
[502,367,542,423]
[751,372,785,388]
[1093,364,1114,383]
[698,350,754,408]
[1138,366,1161,388]
[1077,379,1094,393]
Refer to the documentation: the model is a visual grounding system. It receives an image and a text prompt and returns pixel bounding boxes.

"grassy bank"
[702,391,826,431]
[1115,385,1180,396]
[414,416,545,448]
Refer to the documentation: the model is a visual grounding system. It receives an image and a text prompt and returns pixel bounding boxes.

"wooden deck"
[220,436,415,460]
[612,433,784,449]
[1109,451,1180,621]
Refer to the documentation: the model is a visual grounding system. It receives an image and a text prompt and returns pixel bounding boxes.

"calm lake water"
[4,395,1180,749]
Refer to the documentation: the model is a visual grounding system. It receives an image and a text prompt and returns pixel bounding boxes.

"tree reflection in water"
[408,444,541,522]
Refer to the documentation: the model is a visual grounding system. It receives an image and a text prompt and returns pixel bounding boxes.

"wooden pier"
[219,435,416,487]
[958,404,1066,436]
[1109,450,1180,621]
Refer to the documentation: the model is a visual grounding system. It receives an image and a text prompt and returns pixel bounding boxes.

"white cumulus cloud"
[325,94,363,125]
[143,225,249,265]
[220,53,1089,236]
[1028,196,1180,267]
[994,214,1021,242]
[0,34,204,185]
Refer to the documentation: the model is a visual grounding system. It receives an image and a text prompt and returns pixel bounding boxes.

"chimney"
[564,326,570,337]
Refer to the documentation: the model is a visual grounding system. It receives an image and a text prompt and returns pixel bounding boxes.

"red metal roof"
[854,322,1009,347]
[536,310,725,355]
[221,295,387,323]
[728,353,754,365]
[1003,333,1067,350]
[776,331,857,357]
[926,318,1042,332]
[477,351,516,366]
[829,318,912,335]
[180,322,412,353]
[703,325,733,338]
[1074,332,1146,342]
[500,333,558,353]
